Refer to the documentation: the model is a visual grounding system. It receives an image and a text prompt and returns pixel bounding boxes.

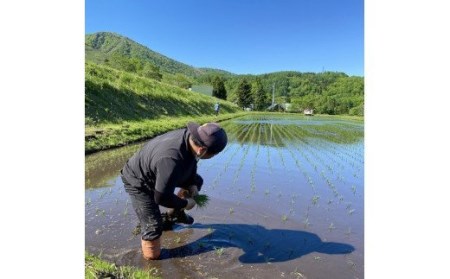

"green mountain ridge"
[85,32,235,78]
[85,31,364,116]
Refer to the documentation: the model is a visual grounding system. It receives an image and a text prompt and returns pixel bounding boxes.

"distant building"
[190,85,213,96]
[284,103,292,112]
[304,108,314,115]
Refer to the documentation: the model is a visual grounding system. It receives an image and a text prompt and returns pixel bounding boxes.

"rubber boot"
[141,238,161,260]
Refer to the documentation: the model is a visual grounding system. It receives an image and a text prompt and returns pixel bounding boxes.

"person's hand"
[184,197,196,210]
[188,185,199,197]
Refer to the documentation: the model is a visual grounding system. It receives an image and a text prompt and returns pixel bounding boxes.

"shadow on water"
[162,223,354,263]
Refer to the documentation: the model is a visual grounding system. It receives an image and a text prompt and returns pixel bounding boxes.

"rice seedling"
[303,218,310,228]
[314,256,322,261]
[292,267,305,278]
[345,227,352,236]
[348,209,355,215]
[99,190,107,199]
[346,259,356,270]
[328,222,336,232]
[333,189,339,197]
[174,236,181,244]
[229,207,234,215]
[193,194,210,208]
[95,208,106,217]
[264,256,274,264]
[312,195,320,205]
[351,185,357,195]
[282,215,288,222]
[132,225,141,236]
[214,247,225,257]
[98,248,104,258]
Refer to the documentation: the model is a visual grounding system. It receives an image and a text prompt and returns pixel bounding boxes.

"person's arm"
[180,164,203,190]
[153,158,188,209]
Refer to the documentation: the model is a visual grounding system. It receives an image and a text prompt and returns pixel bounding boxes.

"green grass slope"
[85,62,243,153]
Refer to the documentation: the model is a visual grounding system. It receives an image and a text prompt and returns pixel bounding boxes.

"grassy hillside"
[85,62,244,153]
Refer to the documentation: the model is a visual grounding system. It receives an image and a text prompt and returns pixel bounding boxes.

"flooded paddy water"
[85,114,364,279]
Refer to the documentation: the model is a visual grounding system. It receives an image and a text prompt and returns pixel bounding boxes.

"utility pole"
[272,83,275,106]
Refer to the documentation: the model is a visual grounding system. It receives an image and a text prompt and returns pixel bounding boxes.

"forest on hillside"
[197,71,363,115]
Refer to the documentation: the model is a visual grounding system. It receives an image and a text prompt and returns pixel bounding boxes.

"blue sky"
[85,0,364,76]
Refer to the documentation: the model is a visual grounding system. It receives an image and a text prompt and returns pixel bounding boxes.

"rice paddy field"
[85,114,364,279]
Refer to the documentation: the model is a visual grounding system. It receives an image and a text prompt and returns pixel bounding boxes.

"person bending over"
[120,122,228,260]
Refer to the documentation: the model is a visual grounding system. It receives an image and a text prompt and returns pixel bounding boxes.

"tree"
[141,62,162,81]
[252,78,268,110]
[212,76,227,100]
[236,79,252,109]
[172,74,193,89]
[109,53,140,73]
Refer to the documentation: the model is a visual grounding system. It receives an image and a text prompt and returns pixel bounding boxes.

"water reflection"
[221,115,363,147]
[85,115,363,190]
[85,143,143,189]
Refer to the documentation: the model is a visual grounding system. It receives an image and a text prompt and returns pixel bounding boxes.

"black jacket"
[121,128,198,209]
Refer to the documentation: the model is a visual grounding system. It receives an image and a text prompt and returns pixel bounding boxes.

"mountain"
[85,32,235,78]
[85,32,364,116]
